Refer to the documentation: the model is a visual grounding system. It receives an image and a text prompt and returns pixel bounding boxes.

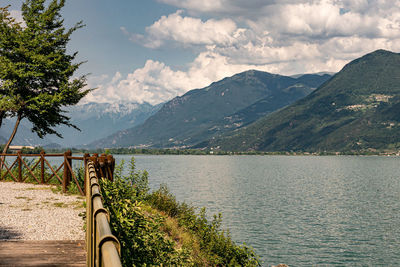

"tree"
[0,0,91,160]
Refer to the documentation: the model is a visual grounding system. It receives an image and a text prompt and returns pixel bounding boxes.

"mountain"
[0,121,45,147]
[290,72,336,79]
[0,101,161,147]
[58,101,162,146]
[91,70,332,148]
[205,50,400,152]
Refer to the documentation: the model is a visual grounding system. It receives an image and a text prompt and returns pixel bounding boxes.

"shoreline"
[44,149,400,156]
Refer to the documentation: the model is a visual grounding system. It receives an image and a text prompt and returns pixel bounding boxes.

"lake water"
[114,155,400,266]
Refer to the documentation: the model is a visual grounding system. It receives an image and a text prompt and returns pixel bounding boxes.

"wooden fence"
[0,151,115,196]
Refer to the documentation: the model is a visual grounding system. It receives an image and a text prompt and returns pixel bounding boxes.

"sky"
[6,0,400,105]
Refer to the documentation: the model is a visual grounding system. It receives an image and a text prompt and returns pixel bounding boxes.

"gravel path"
[0,181,85,240]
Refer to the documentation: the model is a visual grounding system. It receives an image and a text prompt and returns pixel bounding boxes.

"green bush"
[100,157,260,266]
[101,171,191,266]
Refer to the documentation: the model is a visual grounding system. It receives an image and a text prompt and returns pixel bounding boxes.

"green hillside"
[207,50,400,152]
[91,70,330,148]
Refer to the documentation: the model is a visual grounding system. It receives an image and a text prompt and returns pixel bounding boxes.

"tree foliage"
[0,0,90,140]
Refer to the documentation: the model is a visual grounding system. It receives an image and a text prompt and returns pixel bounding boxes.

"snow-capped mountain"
[0,101,162,148]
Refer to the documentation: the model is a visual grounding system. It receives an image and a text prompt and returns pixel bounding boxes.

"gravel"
[0,181,85,241]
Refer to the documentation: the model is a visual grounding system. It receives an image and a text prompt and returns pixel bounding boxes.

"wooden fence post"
[83,153,90,194]
[111,155,115,181]
[106,155,114,181]
[40,150,45,184]
[92,153,98,179]
[98,155,106,179]
[63,150,72,193]
[17,151,22,182]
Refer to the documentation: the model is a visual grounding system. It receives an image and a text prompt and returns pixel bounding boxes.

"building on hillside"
[8,145,35,153]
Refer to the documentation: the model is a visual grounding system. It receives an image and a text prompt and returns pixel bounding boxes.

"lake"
[114,155,400,266]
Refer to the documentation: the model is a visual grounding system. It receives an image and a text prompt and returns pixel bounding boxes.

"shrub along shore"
[100,157,260,266]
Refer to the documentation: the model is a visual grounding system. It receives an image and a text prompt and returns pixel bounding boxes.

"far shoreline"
[40,147,400,157]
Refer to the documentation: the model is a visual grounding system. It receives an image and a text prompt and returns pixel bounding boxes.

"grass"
[51,186,62,194]
[15,196,32,201]
[53,202,68,208]
[142,204,202,258]
[25,187,51,191]
[9,188,85,210]
[51,201,84,209]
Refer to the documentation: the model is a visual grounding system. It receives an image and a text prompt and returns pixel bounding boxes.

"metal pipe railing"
[86,159,122,267]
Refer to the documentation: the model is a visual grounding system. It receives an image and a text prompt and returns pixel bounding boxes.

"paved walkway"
[0,240,86,266]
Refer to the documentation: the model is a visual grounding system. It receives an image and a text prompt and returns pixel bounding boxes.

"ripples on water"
[115,155,400,266]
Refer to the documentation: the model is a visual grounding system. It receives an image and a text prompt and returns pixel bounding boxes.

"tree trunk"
[0,113,22,171]
[0,111,4,130]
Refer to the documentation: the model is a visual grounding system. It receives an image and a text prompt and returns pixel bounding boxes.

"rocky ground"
[0,181,85,240]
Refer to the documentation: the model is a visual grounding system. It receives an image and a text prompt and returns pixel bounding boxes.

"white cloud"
[94,0,400,105]
[158,0,400,17]
[84,61,189,105]
[157,0,400,40]
[126,10,239,48]
[84,36,400,106]
[253,1,400,40]
[83,52,278,105]
[134,1,400,60]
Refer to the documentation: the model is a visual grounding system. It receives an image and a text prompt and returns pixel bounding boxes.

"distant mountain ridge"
[0,101,161,147]
[90,70,332,148]
[206,49,400,152]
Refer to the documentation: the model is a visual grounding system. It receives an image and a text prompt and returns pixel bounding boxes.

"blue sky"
[7,0,400,105]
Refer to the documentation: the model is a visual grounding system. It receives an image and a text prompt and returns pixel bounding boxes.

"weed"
[25,187,49,191]
[15,196,32,201]
[51,186,62,194]
[71,200,84,209]
[21,208,32,211]
[53,202,67,208]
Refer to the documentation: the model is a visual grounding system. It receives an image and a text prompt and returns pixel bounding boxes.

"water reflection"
[115,155,400,266]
